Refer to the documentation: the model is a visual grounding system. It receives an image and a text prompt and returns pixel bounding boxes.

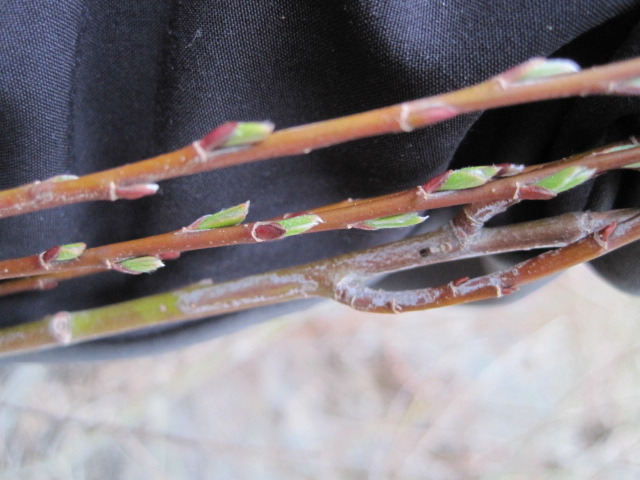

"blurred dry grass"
[1,264,640,479]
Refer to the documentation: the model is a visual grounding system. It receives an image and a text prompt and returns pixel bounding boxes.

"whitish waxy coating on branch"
[46,174,79,183]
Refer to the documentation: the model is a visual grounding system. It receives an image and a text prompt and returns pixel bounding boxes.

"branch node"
[192,139,208,162]
[398,103,413,132]
[413,186,426,201]
[423,170,452,194]
[388,298,403,313]
[48,312,72,345]
[512,181,521,200]
[594,222,618,248]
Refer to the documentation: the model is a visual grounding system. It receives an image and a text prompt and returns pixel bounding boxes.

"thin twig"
[1,57,639,218]
[0,142,638,295]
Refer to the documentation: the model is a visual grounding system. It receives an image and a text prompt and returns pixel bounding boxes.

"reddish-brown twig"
[1,57,640,218]
[0,142,638,295]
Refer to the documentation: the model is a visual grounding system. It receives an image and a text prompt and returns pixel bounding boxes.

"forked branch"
[0,207,638,358]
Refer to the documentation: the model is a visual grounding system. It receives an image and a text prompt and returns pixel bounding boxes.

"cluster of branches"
[1,57,640,358]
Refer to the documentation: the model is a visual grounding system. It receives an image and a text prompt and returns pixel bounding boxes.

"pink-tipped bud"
[40,243,86,265]
[198,122,239,151]
[518,185,557,200]
[41,246,61,265]
[598,222,618,244]
[422,171,452,194]
[250,214,322,242]
[251,223,287,242]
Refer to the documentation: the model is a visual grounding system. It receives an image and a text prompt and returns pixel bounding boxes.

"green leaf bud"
[534,166,596,193]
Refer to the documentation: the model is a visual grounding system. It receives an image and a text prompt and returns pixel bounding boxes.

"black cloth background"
[1,1,640,360]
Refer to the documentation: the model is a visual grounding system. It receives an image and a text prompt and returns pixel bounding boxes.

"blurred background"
[1,264,640,479]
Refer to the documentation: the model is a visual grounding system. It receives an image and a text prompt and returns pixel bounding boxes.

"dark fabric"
[1,1,639,360]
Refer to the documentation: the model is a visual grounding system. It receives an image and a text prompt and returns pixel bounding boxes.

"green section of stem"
[69,291,185,339]
[0,319,53,356]
[221,122,275,147]
[440,166,500,190]
[534,166,595,193]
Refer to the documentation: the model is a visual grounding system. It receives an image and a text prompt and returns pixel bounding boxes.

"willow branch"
[337,213,640,313]
[1,57,640,218]
[1,141,639,297]
[1,208,637,358]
